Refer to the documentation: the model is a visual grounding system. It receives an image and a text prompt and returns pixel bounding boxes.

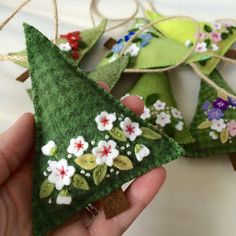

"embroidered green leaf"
[197,120,212,129]
[108,127,127,142]
[74,154,97,170]
[39,179,54,199]
[141,127,162,140]
[220,128,229,144]
[146,93,160,106]
[134,144,142,154]
[221,32,229,40]
[72,174,89,190]
[113,155,134,170]
[204,24,212,33]
[217,90,228,100]
[93,164,107,185]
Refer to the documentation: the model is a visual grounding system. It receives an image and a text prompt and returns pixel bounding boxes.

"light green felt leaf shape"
[141,127,162,140]
[9,19,107,68]
[74,154,97,170]
[39,179,54,199]
[108,127,127,142]
[113,155,134,170]
[72,174,90,190]
[93,164,107,185]
[129,73,195,145]
[89,56,129,89]
[146,10,236,75]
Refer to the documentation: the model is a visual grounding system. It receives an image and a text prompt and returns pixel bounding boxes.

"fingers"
[89,167,166,236]
[0,113,34,185]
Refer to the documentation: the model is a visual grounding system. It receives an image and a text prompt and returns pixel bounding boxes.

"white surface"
[1,1,236,235]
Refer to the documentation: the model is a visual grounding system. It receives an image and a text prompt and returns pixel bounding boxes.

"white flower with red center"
[48,159,75,190]
[156,112,171,127]
[141,106,151,120]
[92,140,119,166]
[153,100,166,111]
[171,108,183,119]
[210,119,226,132]
[120,117,142,141]
[95,111,116,131]
[210,31,222,43]
[195,42,207,53]
[125,43,140,57]
[59,42,71,52]
[67,136,89,157]
[41,140,57,156]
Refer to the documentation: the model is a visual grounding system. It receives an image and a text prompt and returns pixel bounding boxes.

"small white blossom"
[56,189,72,205]
[210,119,226,132]
[67,136,89,157]
[125,43,140,57]
[153,100,166,111]
[120,117,142,141]
[92,140,119,166]
[212,22,222,30]
[135,144,150,161]
[185,39,193,47]
[141,106,151,120]
[175,121,184,131]
[59,42,71,52]
[95,111,116,131]
[41,140,57,156]
[171,108,183,119]
[209,131,218,140]
[156,112,171,127]
[211,43,219,51]
[195,42,207,53]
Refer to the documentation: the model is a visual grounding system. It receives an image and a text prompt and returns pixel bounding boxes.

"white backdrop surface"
[1,1,236,236]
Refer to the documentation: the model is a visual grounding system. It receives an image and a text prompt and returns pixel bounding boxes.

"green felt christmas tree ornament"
[24,23,183,235]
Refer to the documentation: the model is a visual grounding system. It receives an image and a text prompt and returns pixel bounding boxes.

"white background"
[1,1,236,235]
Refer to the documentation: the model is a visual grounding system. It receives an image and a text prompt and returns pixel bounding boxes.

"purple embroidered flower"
[228,96,236,107]
[201,100,211,111]
[207,108,224,120]
[111,43,124,53]
[213,98,229,110]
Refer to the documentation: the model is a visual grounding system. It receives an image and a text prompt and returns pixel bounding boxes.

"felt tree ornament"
[146,10,236,75]
[185,69,236,158]
[24,23,183,235]
[127,73,195,145]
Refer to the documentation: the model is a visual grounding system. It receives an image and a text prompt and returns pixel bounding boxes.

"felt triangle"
[24,23,183,235]
[185,69,236,157]
[128,73,195,145]
[9,19,107,68]
[146,10,236,75]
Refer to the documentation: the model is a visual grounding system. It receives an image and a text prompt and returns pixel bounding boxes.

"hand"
[0,82,166,236]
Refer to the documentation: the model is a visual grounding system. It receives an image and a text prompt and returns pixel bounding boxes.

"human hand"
[0,82,166,236]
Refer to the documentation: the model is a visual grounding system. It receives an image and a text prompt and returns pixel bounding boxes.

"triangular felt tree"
[24,23,183,235]
[185,69,236,157]
[128,73,195,145]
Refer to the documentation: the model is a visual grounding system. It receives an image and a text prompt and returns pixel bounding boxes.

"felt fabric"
[146,10,236,75]
[24,23,183,235]
[128,73,195,145]
[9,19,107,68]
[99,18,210,70]
[185,69,236,157]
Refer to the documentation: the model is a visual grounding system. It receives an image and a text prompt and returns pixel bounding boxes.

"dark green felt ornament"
[185,69,236,157]
[24,23,183,235]
[128,73,195,145]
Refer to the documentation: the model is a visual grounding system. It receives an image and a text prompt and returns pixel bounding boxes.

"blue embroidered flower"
[111,43,124,53]
[207,108,224,120]
[228,96,236,107]
[117,38,123,44]
[139,33,152,47]
[201,100,211,111]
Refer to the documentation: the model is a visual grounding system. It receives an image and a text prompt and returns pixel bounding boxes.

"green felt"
[185,69,236,157]
[89,55,129,89]
[146,10,236,75]
[128,73,195,144]
[9,19,107,69]
[24,23,183,235]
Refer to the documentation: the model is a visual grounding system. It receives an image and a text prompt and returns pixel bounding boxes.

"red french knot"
[100,145,111,158]
[126,124,135,135]
[70,41,79,50]
[101,116,109,127]
[56,166,68,179]
[71,50,79,59]
[74,141,84,151]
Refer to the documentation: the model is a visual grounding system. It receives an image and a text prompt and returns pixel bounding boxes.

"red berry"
[70,41,79,50]
[71,50,79,59]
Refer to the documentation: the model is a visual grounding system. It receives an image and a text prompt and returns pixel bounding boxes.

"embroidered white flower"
[212,22,222,30]
[59,42,71,52]
[108,53,118,63]
[141,106,151,120]
[95,111,116,131]
[185,39,193,47]
[175,121,184,131]
[195,42,207,53]
[120,117,142,141]
[56,189,72,205]
[135,144,150,161]
[171,108,183,119]
[156,112,171,127]
[41,140,57,156]
[67,136,89,157]
[211,43,219,51]
[48,159,75,190]
[210,119,226,132]
[209,131,218,140]
[125,43,140,57]
[92,140,119,166]
[153,100,166,111]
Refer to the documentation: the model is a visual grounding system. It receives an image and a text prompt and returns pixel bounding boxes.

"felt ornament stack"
[24,23,183,235]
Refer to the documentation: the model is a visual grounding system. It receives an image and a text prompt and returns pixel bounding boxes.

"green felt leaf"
[113,155,134,170]
[89,56,129,89]
[39,179,54,199]
[141,127,161,140]
[108,127,127,142]
[197,120,212,129]
[74,154,97,170]
[146,93,160,106]
[93,164,107,185]
[72,174,89,190]
[220,128,229,144]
